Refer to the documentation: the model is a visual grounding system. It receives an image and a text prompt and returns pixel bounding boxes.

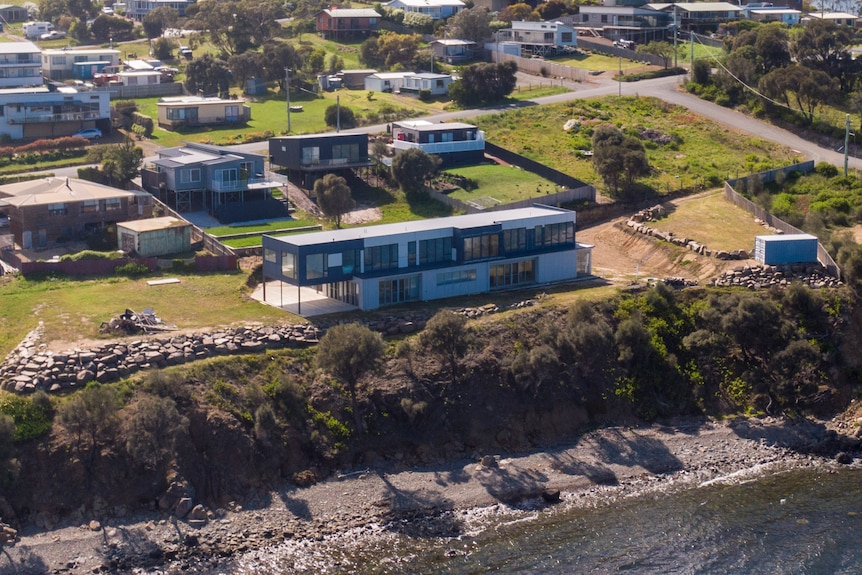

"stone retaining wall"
[1,303,520,395]
[710,264,842,290]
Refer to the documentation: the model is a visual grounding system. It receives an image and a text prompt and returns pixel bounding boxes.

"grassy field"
[0,272,293,357]
[553,52,657,73]
[647,190,770,251]
[443,163,562,205]
[474,96,803,196]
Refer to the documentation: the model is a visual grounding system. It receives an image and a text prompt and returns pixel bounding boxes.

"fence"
[576,38,667,67]
[722,161,840,277]
[490,52,590,83]
[150,196,236,259]
[96,82,184,100]
[16,257,158,276]
[428,143,596,214]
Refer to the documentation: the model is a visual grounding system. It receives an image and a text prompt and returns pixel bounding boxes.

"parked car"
[179,46,193,59]
[72,128,102,140]
[101,6,114,14]
[40,30,66,40]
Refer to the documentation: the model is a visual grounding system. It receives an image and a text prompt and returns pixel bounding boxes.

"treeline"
[0,283,856,524]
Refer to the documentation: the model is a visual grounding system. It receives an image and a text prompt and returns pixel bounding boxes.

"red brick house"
[0,177,153,249]
[316,8,380,39]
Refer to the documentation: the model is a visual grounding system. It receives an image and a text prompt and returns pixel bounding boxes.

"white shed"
[364,71,415,93]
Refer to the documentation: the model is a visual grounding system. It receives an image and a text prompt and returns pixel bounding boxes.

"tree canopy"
[314,174,355,229]
[591,125,650,198]
[184,54,232,98]
[391,148,439,199]
[449,61,517,107]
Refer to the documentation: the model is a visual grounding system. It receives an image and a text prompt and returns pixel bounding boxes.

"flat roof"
[757,233,818,242]
[269,205,573,247]
[157,95,245,105]
[647,2,743,11]
[807,11,858,19]
[394,120,476,131]
[432,39,476,46]
[119,216,189,233]
[751,9,800,14]
[368,71,415,79]
[43,48,120,55]
[2,41,40,53]
[0,177,139,207]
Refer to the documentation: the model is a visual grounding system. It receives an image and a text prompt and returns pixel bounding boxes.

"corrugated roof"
[119,216,189,233]
[321,8,381,17]
[0,177,138,207]
[394,120,476,131]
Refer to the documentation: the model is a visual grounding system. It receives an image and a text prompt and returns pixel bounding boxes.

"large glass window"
[301,146,320,165]
[538,222,574,247]
[418,237,452,265]
[332,143,359,162]
[490,259,535,289]
[408,241,416,266]
[264,248,276,263]
[364,243,398,272]
[281,251,296,278]
[437,269,476,286]
[306,253,326,280]
[80,200,99,214]
[503,228,526,252]
[378,275,420,306]
[463,233,499,260]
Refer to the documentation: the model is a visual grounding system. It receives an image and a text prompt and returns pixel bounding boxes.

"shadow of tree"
[377,472,461,538]
[473,464,549,505]
[4,545,49,575]
[433,465,471,487]
[729,418,843,456]
[277,488,312,521]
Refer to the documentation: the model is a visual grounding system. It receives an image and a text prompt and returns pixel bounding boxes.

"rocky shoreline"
[4,415,859,574]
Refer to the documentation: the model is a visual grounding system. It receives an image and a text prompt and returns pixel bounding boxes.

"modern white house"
[745,7,801,25]
[0,85,111,140]
[41,47,121,81]
[261,205,593,312]
[391,120,485,166]
[401,72,453,96]
[495,20,578,57]
[383,0,465,20]
[0,42,42,88]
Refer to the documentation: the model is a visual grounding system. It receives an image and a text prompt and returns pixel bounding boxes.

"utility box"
[754,234,818,265]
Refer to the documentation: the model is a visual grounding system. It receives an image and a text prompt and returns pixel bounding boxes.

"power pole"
[285,68,291,133]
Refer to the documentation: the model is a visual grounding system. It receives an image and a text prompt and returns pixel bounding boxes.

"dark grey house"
[269,133,374,190]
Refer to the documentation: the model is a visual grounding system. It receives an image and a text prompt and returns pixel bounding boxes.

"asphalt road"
[46,71,858,177]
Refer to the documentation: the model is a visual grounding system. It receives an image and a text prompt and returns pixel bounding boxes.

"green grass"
[647,190,771,251]
[508,83,570,100]
[443,163,562,205]
[0,154,88,175]
[474,96,803,196]
[0,272,295,357]
[206,218,317,236]
[553,52,656,72]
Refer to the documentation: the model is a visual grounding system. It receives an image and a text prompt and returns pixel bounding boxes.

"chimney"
[66,177,70,189]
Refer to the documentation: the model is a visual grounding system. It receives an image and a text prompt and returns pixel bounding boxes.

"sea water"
[219,466,860,575]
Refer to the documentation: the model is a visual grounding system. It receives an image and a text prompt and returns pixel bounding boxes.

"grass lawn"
[474,96,803,197]
[443,163,562,205]
[206,218,318,236]
[508,83,570,100]
[133,87,449,148]
[0,272,295,357]
[0,154,87,176]
[553,52,657,72]
[647,190,771,251]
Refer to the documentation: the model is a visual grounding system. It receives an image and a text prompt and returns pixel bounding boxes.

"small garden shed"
[118,216,191,257]
[754,234,818,265]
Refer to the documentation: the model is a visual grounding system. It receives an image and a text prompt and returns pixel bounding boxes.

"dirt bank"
[4,415,858,574]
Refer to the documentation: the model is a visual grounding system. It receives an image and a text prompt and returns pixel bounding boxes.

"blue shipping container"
[754,234,818,265]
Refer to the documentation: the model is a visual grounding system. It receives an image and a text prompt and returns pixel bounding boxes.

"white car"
[40,30,66,40]
[102,6,114,14]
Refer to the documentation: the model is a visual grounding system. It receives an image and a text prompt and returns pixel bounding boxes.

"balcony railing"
[6,110,103,124]
[300,157,358,168]
[391,138,485,154]
[209,177,269,193]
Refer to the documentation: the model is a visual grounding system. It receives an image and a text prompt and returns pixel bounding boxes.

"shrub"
[115,262,150,277]
[418,89,432,102]
[131,112,154,137]
[0,391,53,442]
[59,250,115,262]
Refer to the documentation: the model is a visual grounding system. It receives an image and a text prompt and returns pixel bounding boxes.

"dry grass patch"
[647,191,770,252]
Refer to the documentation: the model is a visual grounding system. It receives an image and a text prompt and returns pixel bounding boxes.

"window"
[408,241,416,266]
[463,233,499,260]
[341,249,358,274]
[332,143,360,162]
[490,259,535,289]
[51,56,66,65]
[225,105,239,121]
[378,275,420,306]
[264,248,276,263]
[437,269,476,286]
[418,237,452,265]
[217,168,238,186]
[538,222,574,247]
[306,253,326,280]
[436,79,444,88]
[179,168,201,184]
[301,146,320,165]
[48,203,67,216]
[503,228,526,252]
[104,198,121,211]
[239,161,253,179]
[80,200,99,214]
[561,32,572,42]
[281,251,296,278]
[601,15,607,23]
[364,243,398,272]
